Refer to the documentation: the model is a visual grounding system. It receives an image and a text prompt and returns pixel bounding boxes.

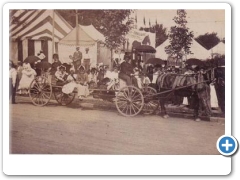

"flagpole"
[52,9,55,62]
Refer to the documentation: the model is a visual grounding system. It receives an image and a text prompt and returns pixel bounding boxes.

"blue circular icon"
[217,135,238,156]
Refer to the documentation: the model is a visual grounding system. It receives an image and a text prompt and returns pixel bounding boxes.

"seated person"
[118,55,138,87]
[55,65,68,86]
[51,54,62,75]
[97,63,105,84]
[62,67,77,94]
[106,67,119,91]
[76,65,89,100]
[88,67,98,89]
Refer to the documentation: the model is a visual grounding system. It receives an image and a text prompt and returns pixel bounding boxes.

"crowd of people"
[9,47,221,113]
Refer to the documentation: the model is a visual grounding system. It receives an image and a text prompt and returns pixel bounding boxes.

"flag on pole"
[143,16,146,26]
[135,14,137,23]
[149,19,151,27]
[155,18,158,25]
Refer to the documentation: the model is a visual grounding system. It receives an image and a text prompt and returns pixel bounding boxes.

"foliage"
[195,32,220,50]
[139,24,168,47]
[57,10,134,49]
[165,10,194,59]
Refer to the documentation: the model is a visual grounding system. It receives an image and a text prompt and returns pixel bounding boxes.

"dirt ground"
[9,97,224,155]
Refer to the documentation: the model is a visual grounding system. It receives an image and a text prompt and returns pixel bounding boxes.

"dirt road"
[9,98,224,154]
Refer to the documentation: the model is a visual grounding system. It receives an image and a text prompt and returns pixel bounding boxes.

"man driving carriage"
[119,54,138,88]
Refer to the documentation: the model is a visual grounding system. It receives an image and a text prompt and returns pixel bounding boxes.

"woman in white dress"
[62,67,77,94]
[76,66,89,100]
[18,63,37,94]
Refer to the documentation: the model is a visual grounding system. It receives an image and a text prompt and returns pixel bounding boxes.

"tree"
[165,10,194,61]
[195,32,220,50]
[57,10,134,49]
[139,24,168,47]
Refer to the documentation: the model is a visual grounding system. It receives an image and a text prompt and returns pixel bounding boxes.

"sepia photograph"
[8,7,226,156]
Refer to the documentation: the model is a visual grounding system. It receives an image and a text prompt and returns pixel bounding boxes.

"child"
[55,65,68,86]
[88,67,98,90]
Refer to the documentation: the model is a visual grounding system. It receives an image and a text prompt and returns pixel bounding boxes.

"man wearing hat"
[119,54,138,87]
[73,47,82,70]
[82,47,92,72]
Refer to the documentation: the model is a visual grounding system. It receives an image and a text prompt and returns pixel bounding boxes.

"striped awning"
[10,10,73,42]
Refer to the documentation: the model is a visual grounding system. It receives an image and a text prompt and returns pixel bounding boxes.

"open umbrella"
[36,61,52,70]
[185,58,204,66]
[146,58,165,65]
[135,45,156,53]
[24,55,40,64]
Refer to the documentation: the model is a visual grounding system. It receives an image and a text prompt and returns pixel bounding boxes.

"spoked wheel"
[141,86,160,115]
[53,90,75,106]
[29,76,52,106]
[115,86,144,117]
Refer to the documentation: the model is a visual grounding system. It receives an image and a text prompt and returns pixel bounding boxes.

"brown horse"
[155,71,212,121]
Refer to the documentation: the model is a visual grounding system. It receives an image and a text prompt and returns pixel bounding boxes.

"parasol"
[135,45,156,53]
[24,56,40,64]
[146,58,165,65]
[36,61,52,70]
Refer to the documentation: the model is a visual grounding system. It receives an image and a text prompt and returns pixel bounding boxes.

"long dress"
[210,83,219,108]
[18,68,36,89]
[62,74,77,94]
[76,73,89,97]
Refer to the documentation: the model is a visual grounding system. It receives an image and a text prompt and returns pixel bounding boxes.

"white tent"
[9,10,73,63]
[155,39,170,60]
[58,24,109,66]
[186,39,212,60]
[155,38,211,61]
[209,42,225,56]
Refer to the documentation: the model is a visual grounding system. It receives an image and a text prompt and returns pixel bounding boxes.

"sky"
[133,10,225,39]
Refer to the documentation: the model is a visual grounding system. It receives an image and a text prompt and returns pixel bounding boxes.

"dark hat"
[124,54,131,60]
[76,47,80,50]
[85,47,89,51]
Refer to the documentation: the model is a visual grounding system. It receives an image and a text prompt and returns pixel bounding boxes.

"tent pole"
[76,10,79,46]
[52,9,55,62]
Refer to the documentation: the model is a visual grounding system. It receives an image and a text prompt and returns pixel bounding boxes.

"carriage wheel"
[53,90,75,106]
[141,86,160,115]
[29,76,52,106]
[115,86,144,117]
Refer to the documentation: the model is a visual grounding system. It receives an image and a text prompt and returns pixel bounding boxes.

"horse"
[155,70,213,121]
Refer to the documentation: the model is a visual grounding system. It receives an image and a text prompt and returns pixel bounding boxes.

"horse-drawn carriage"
[28,56,217,120]
[28,72,160,117]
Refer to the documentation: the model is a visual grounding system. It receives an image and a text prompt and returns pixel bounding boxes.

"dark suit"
[119,61,138,87]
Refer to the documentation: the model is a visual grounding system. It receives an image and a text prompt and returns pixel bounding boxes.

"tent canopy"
[209,42,225,55]
[59,24,105,46]
[10,10,73,42]
[155,38,211,60]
